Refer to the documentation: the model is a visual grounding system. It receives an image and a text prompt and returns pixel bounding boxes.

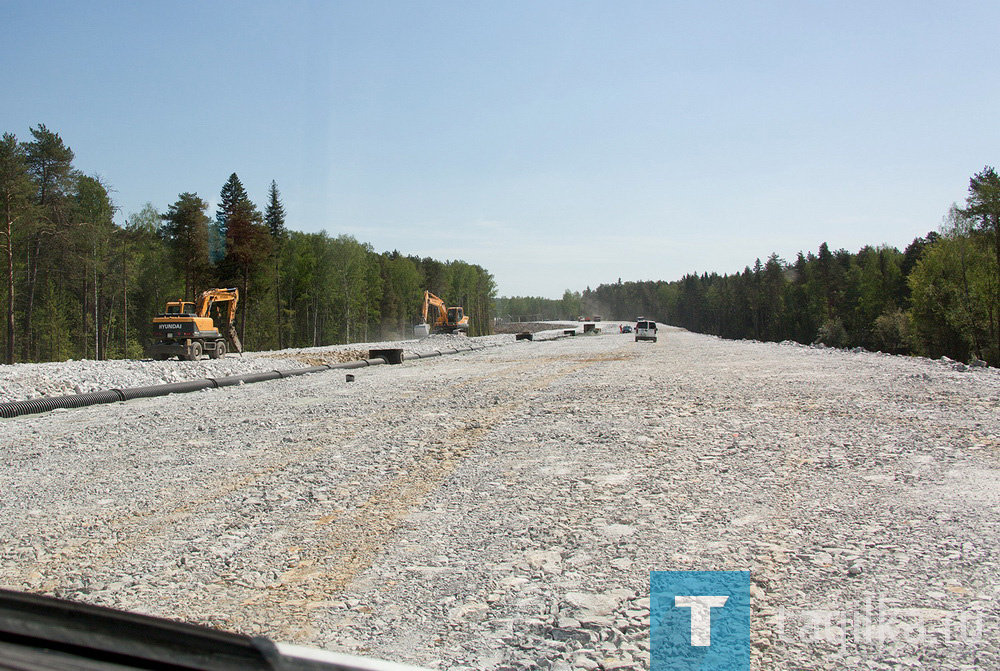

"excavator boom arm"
[195,288,239,319]
[422,291,449,326]
[196,288,243,353]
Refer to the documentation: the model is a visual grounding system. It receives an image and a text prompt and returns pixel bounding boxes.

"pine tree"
[223,196,270,345]
[964,166,1000,268]
[265,180,287,347]
[213,173,248,263]
[23,124,76,359]
[0,133,35,363]
[24,124,75,210]
[265,180,286,240]
[161,193,212,300]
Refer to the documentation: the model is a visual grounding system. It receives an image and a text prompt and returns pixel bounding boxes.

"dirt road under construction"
[1,327,998,670]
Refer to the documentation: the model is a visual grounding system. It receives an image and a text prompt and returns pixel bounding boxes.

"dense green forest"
[495,291,583,324]
[0,125,496,364]
[501,168,1000,367]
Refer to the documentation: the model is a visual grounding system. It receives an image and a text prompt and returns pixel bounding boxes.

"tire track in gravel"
[239,347,638,641]
[6,378,415,589]
[6,346,632,628]
[21,350,510,561]
[8,371,459,590]
[8,415,367,591]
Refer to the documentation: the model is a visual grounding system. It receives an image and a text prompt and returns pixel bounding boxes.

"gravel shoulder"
[0,328,997,670]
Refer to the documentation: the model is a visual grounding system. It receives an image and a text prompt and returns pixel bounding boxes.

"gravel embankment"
[0,327,997,670]
[492,322,578,334]
[0,333,513,402]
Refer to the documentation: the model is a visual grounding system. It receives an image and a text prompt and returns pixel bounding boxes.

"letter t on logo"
[675,595,729,646]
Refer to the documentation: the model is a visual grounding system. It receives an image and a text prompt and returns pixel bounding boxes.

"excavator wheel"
[210,340,227,359]
[187,341,203,361]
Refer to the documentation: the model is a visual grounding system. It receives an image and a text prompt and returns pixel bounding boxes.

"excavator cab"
[163,302,196,316]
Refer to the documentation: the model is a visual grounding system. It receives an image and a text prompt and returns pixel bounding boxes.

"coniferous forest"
[503,168,1000,367]
[0,125,496,364]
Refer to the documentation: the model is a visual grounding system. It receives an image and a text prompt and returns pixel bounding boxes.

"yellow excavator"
[147,288,244,360]
[414,290,469,337]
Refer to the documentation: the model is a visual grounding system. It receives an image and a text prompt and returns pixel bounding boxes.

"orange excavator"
[147,288,244,360]
[414,290,469,337]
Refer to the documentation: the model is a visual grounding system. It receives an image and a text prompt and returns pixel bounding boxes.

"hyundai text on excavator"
[414,290,469,337]
[147,288,244,360]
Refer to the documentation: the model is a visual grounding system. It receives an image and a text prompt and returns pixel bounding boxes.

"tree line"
[579,168,999,366]
[495,291,583,323]
[0,125,496,364]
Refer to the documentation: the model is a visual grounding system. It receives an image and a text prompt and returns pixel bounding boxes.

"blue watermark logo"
[650,571,753,670]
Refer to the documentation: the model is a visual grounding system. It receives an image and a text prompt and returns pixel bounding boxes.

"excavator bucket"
[413,323,430,338]
[222,321,244,354]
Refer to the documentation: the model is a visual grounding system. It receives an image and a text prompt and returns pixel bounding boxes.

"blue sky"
[3,1,998,297]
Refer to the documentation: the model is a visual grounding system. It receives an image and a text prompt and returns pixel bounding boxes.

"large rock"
[564,592,620,616]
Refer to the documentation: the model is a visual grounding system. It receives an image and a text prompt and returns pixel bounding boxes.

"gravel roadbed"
[0,328,997,670]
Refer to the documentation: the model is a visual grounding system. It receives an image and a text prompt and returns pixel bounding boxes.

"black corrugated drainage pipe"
[369,348,404,364]
[0,389,127,417]
[0,343,493,419]
[119,379,217,401]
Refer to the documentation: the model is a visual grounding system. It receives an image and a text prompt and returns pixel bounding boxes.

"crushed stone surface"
[0,334,512,402]
[0,327,997,670]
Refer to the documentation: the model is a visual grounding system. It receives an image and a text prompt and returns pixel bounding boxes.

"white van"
[635,319,658,342]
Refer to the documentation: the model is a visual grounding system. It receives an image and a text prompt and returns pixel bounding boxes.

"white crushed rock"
[0,327,997,670]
